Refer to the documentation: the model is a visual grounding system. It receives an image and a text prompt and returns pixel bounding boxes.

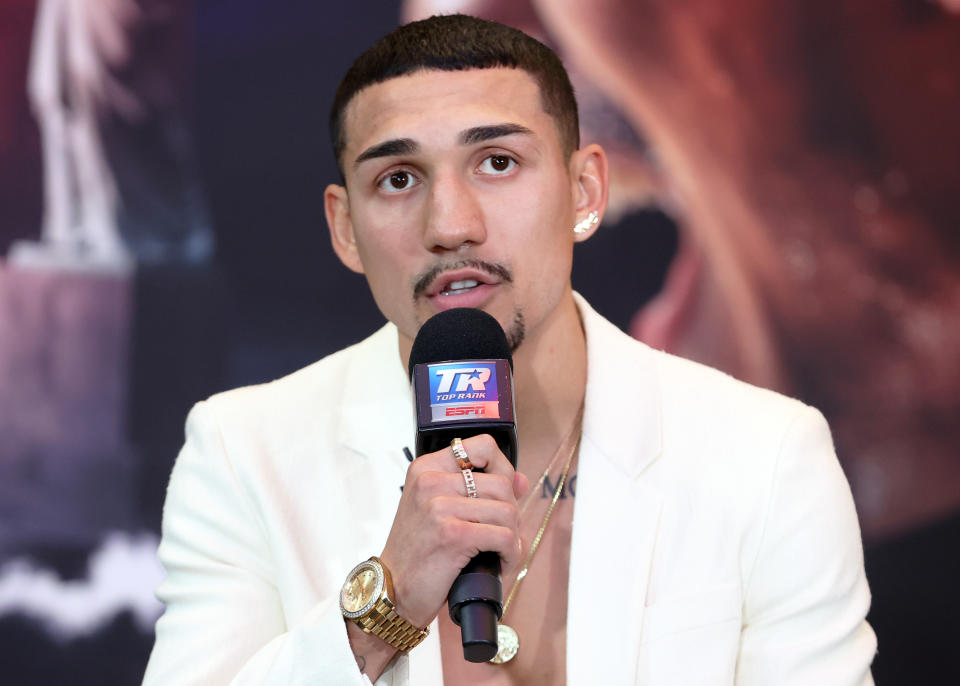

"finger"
[465,472,515,501]
[513,470,530,500]
[458,434,515,478]
[407,446,461,476]
[406,435,502,476]
[454,521,523,569]
[429,495,518,530]
[404,446,469,492]
[411,470,516,502]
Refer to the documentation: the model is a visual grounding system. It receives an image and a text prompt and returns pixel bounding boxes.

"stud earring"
[573,211,599,235]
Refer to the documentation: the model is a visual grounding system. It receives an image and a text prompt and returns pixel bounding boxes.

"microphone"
[408,308,518,663]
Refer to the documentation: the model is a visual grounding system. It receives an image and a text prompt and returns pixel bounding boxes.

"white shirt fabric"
[143,295,876,685]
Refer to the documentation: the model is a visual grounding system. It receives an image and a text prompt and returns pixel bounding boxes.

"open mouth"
[415,259,513,313]
[416,261,511,313]
[440,279,481,296]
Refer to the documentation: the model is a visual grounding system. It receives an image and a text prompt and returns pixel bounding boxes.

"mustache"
[412,259,513,299]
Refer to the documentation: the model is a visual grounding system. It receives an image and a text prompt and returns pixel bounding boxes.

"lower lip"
[427,283,498,311]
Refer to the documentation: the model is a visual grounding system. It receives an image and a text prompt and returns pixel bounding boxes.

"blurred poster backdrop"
[1,0,957,683]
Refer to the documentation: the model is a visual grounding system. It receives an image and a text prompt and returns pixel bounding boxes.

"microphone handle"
[447,550,502,662]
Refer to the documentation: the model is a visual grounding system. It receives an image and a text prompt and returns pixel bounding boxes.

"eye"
[478,154,516,175]
[377,170,419,193]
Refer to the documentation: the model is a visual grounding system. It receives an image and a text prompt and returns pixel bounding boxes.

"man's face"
[327,67,583,351]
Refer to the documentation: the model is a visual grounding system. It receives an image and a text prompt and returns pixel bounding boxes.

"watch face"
[340,560,383,618]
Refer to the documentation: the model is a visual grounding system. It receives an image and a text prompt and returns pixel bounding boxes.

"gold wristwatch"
[340,556,429,652]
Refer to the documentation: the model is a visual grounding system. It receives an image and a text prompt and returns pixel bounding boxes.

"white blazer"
[144,295,875,685]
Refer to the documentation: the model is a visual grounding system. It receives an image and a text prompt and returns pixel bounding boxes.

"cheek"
[514,200,576,291]
[497,192,573,259]
[485,178,571,239]
[356,242,404,296]
[351,210,416,274]
[349,219,424,321]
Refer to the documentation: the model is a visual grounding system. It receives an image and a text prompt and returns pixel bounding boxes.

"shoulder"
[194,322,398,441]
[654,347,809,437]
[651,344,827,506]
[578,293,826,490]
[633,336,852,581]
[577,292,810,444]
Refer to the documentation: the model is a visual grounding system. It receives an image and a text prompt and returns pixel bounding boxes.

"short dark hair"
[329,14,579,176]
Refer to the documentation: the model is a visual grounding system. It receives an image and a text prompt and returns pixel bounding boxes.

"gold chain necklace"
[516,406,584,520]
[490,424,582,664]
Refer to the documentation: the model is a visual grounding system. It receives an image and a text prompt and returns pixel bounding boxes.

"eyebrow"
[352,123,534,169]
[354,138,419,168]
[459,123,534,145]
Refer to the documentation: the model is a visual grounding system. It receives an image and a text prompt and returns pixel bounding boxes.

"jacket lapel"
[567,296,664,685]
[338,323,416,469]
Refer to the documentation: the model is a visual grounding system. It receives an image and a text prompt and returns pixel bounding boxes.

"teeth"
[441,279,480,295]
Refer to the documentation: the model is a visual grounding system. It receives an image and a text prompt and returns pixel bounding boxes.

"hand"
[379,434,529,629]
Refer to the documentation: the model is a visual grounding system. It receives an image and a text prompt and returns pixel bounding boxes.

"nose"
[422,170,487,253]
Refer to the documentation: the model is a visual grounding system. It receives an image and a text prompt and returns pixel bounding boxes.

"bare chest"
[439,493,575,685]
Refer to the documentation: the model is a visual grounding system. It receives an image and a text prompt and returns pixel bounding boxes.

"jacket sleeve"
[736,405,877,685]
[142,400,394,686]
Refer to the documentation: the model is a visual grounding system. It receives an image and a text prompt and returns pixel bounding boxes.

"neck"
[509,292,588,475]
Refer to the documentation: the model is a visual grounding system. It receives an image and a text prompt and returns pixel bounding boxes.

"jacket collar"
[576,292,663,478]
[338,323,416,468]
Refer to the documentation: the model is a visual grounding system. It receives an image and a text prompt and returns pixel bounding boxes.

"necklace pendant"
[489,623,520,664]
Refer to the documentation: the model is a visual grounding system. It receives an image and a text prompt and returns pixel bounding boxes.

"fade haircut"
[329,14,579,177]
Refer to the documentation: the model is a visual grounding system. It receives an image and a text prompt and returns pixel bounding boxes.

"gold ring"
[461,468,478,498]
[451,437,474,471]
[451,438,478,498]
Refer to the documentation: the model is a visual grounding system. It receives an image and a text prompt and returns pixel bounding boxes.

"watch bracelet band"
[355,596,429,652]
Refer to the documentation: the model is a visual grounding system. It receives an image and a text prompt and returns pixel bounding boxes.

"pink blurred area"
[0,264,137,548]
[0,265,131,451]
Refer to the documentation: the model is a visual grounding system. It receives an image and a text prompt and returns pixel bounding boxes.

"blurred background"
[1,1,957,683]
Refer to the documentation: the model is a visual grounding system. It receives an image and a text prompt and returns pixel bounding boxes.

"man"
[144,15,875,685]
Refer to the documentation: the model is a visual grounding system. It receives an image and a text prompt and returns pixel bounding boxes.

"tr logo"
[434,367,492,394]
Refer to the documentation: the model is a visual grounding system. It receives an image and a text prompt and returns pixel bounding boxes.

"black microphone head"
[408,308,513,379]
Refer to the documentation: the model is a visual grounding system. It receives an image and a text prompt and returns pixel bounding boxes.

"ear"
[324,183,364,274]
[568,143,609,242]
